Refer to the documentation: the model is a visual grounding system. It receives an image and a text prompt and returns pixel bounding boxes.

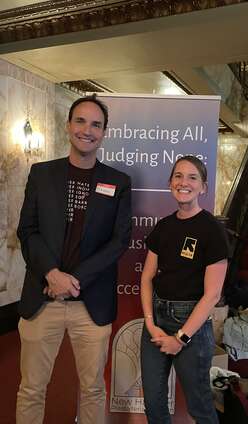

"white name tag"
[96,183,116,197]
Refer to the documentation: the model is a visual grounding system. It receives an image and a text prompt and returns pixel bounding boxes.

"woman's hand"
[145,321,168,340]
[151,334,183,355]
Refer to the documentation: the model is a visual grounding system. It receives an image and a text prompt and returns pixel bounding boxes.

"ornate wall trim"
[0,0,246,45]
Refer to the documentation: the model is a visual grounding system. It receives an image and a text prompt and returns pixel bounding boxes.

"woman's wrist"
[174,329,192,346]
[144,314,155,326]
[144,313,153,320]
[174,333,185,346]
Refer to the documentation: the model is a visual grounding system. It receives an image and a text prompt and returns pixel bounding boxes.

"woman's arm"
[153,259,228,354]
[141,250,157,322]
[180,259,228,338]
[142,250,183,353]
[141,250,171,340]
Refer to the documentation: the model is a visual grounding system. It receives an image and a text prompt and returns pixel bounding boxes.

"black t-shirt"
[146,209,229,301]
[61,162,93,273]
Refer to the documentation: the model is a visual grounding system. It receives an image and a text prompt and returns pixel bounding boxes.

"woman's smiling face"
[169,159,206,208]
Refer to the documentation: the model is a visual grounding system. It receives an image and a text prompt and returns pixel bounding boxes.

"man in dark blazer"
[16,95,132,424]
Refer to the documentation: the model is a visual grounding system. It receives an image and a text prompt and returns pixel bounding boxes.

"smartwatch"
[176,329,192,346]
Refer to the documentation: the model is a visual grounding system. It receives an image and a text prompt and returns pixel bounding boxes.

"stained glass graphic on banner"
[110,319,176,414]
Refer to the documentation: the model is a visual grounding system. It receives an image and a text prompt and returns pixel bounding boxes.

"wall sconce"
[12,119,44,158]
[23,118,33,154]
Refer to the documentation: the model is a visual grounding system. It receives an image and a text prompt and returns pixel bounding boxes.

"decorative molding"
[0,0,245,45]
[61,79,113,93]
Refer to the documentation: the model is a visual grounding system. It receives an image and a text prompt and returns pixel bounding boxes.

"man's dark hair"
[68,94,109,130]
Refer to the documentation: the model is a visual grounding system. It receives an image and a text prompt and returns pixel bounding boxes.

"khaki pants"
[16,301,112,424]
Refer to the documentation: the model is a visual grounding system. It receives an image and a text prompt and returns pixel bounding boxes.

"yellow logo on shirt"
[181,237,197,259]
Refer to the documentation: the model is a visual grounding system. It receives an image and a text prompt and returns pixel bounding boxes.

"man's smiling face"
[67,101,105,159]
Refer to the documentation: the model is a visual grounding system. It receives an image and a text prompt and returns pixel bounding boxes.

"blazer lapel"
[50,157,69,245]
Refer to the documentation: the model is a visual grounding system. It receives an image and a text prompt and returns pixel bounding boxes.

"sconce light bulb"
[24,119,33,138]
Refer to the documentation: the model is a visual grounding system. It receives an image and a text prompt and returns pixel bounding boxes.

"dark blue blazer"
[17,157,132,325]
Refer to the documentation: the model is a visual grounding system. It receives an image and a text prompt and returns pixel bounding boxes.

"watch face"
[180,333,191,344]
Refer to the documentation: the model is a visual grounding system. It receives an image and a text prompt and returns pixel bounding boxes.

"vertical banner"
[97,94,220,423]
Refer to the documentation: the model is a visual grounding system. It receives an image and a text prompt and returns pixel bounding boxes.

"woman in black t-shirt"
[140,156,229,424]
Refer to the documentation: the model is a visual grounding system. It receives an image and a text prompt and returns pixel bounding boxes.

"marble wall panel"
[0,60,9,78]
[7,184,25,249]
[56,84,76,107]
[0,184,26,305]
[7,62,26,84]
[45,87,56,160]
[0,182,8,236]
[0,76,8,153]
[24,69,51,92]
[0,182,25,306]
[0,249,25,306]
[0,153,8,184]
[0,59,56,307]
[4,59,54,94]
[54,85,77,158]
[0,164,26,302]
[0,239,8,294]
[0,184,8,293]
[54,103,70,158]
[5,150,30,189]
[8,78,46,147]
[215,134,248,216]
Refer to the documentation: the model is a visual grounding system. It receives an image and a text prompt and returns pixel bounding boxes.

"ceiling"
[1,1,248,132]
[0,0,45,10]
